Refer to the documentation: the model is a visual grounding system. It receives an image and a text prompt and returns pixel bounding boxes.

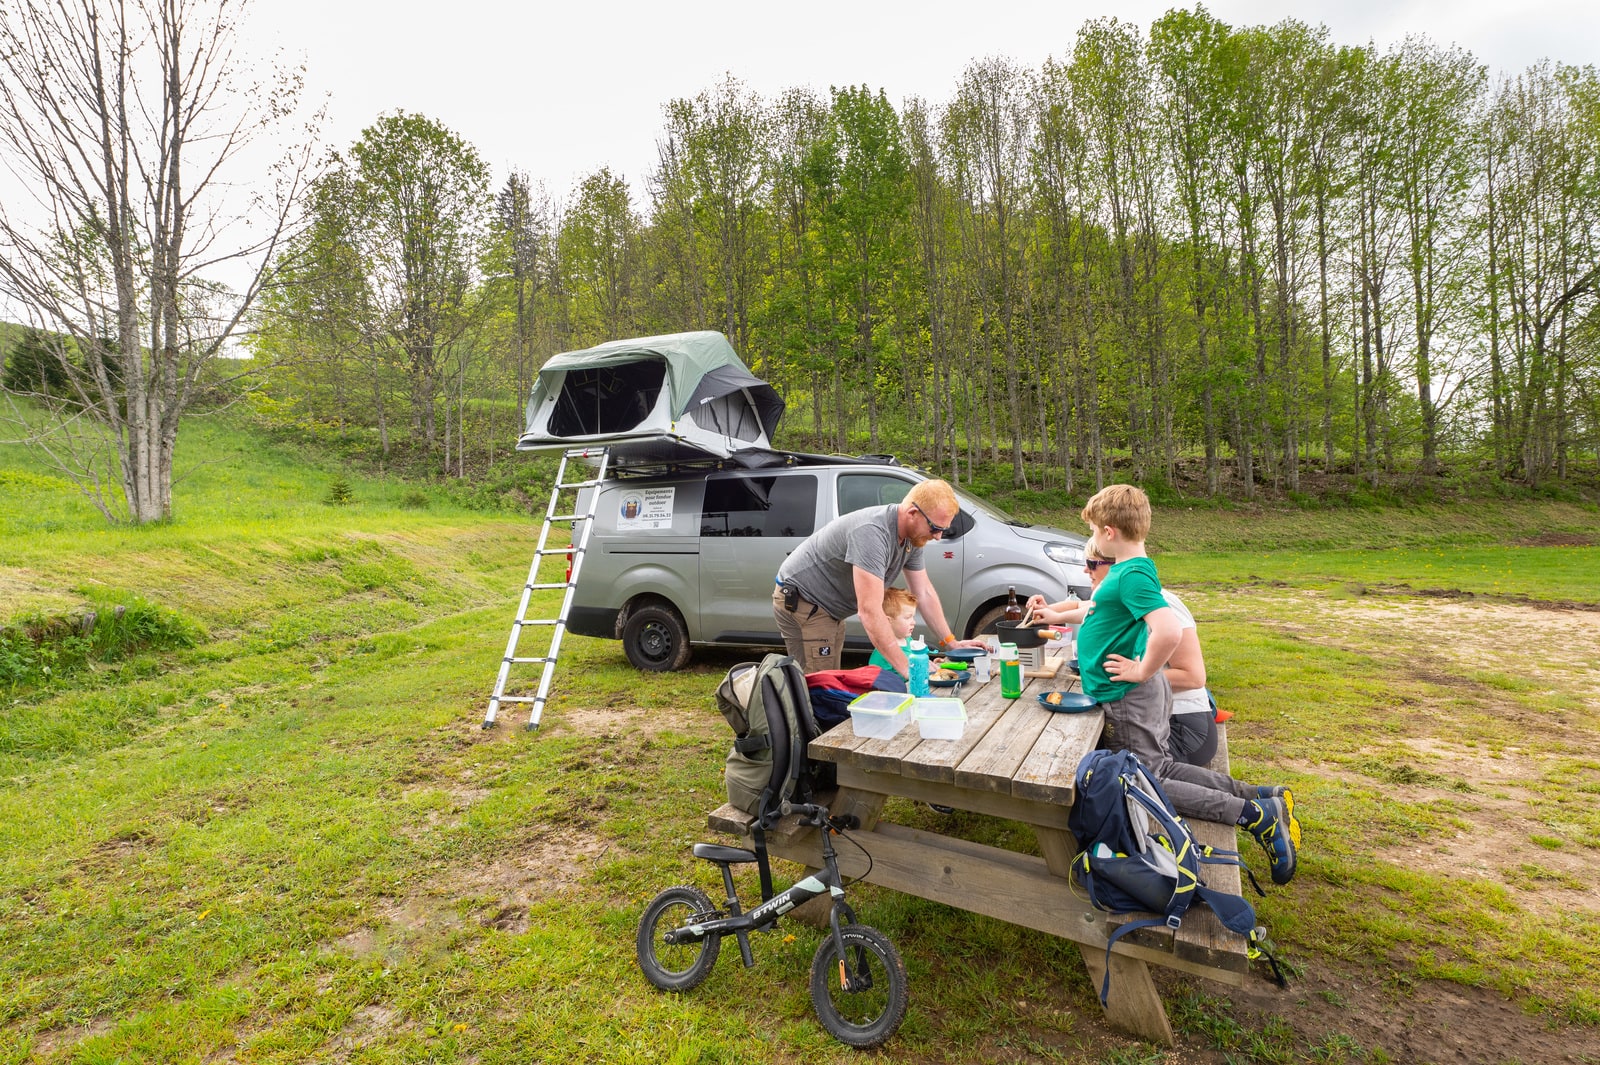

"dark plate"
[929,675,969,688]
[940,647,984,662]
[1037,691,1096,712]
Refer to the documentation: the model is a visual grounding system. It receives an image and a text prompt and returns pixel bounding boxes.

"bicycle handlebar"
[778,802,859,831]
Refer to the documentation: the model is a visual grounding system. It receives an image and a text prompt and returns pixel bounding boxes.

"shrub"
[324,476,354,506]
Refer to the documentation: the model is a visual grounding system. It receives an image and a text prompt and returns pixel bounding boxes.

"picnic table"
[709,661,1255,1045]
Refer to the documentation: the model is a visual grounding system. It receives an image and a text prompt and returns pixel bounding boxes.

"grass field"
[2,413,1598,1064]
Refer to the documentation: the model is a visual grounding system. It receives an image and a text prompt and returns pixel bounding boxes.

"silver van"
[565,453,1091,670]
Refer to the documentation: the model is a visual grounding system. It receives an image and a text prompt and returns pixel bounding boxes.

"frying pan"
[994,621,1066,649]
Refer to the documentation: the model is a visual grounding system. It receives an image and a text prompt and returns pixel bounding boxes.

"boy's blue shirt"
[1077,556,1168,703]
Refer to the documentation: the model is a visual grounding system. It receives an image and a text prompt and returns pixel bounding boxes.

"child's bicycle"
[635,801,908,1049]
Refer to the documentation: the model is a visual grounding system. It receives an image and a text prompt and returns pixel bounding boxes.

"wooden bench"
[708,722,1255,1045]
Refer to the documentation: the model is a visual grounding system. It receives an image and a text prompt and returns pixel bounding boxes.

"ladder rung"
[508,656,554,664]
[495,695,542,704]
[548,513,591,523]
[525,582,569,591]
[535,547,578,556]
[557,478,604,489]
[516,618,562,626]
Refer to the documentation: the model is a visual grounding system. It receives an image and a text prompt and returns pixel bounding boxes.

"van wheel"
[623,604,692,672]
[968,603,1010,639]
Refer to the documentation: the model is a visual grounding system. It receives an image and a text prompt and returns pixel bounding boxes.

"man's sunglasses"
[912,505,950,536]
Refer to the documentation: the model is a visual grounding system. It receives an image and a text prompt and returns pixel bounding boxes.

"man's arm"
[853,566,909,677]
[903,568,983,650]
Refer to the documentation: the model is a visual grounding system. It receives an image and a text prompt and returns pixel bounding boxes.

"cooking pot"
[994,622,1065,649]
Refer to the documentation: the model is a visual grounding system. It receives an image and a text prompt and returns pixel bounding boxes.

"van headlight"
[1044,542,1085,566]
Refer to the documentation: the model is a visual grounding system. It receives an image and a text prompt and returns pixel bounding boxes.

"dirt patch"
[1185,954,1600,1063]
[332,831,611,957]
[1514,532,1596,547]
[26,1016,115,1058]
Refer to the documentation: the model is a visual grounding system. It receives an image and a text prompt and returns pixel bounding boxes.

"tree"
[3,327,72,395]
[346,112,491,457]
[0,0,313,522]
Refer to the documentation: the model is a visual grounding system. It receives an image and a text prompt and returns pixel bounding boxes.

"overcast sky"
[249,0,1596,204]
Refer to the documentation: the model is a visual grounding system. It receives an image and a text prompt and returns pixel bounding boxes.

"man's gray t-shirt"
[777,505,924,620]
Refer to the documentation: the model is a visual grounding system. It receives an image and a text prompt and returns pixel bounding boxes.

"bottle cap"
[910,637,926,651]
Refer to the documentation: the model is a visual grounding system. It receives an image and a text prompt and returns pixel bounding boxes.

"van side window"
[837,474,912,515]
[701,475,818,538]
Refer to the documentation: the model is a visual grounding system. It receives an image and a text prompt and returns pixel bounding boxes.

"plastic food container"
[912,697,967,740]
[847,690,914,738]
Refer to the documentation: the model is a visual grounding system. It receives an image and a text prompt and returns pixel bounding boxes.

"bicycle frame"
[663,805,868,989]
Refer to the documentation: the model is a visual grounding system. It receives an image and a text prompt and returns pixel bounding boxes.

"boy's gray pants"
[1097,672,1252,824]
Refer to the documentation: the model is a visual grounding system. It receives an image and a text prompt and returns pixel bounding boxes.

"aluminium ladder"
[483,446,612,730]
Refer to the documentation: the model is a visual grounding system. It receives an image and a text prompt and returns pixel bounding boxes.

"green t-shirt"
[1076,556,1168,703]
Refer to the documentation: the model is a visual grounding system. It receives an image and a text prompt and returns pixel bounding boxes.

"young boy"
[867,587,919,670]
[1073,485,1301,885]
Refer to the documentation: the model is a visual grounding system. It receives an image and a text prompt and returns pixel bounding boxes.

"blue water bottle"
[908,636,931,698]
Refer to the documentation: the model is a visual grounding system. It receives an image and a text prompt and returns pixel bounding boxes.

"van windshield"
[955,490,1030,527]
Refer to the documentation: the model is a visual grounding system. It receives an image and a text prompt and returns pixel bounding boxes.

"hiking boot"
[1245,796,1299,886]
[1255,786,1299,847]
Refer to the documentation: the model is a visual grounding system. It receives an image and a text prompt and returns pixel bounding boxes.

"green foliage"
[0,597,201,692]
[1,326,70,394]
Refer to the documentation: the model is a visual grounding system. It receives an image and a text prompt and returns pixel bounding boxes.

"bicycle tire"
[636,885,721,992]
[808,924,909,1048]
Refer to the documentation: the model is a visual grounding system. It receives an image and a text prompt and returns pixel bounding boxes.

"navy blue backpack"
[1068,750,1286,1003]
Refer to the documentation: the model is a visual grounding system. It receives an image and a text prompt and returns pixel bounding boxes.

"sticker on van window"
[618,487,675,530]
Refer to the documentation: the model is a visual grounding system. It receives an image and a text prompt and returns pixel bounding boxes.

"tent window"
[548,362,666,436]
[690,391,761,442]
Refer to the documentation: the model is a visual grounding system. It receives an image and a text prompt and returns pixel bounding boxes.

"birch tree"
[0,0,314,522]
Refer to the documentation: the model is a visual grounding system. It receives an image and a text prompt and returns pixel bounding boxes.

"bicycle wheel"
[808,924,909,1048]
[636,885,722,992]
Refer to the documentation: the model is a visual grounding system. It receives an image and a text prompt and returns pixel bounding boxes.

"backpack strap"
[1197,843,1268,897]
[1096,917,1168,1007]
[749,824,776,901]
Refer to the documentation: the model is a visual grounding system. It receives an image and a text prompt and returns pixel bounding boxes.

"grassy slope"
[1,415,1596,1063]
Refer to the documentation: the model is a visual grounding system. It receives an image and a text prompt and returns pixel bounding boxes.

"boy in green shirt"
[1074,485,1301,885]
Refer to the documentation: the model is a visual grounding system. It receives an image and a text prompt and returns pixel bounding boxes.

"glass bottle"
[1003,586,1022,623]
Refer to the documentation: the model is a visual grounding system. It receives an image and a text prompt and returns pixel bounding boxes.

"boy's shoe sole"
[1246,796,1299,886]
[1256,785,1299,848]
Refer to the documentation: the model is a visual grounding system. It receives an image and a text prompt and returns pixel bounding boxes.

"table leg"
[1079,945,1175,1046]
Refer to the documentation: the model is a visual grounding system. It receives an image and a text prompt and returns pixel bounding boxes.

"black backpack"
[1068,749,1286,1003]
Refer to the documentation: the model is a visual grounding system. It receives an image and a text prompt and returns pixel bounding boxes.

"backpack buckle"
[1165,915,1183,930]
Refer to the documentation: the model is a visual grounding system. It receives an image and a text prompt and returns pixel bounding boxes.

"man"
[772,478,983,677]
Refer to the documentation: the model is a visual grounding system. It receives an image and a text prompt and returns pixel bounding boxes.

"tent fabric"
[524,330,782,440]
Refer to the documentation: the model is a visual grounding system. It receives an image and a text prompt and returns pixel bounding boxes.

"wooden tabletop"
[810,663,1105,808]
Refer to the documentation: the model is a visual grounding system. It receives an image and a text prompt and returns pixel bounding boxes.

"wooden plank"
[953,698,1052,793]
[895,683,1013,785]
[1011,710,1103,805]
[833,764,1071,831]
[757,821,1249,983]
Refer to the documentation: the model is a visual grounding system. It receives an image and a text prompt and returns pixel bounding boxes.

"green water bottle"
[999,642,1022,699]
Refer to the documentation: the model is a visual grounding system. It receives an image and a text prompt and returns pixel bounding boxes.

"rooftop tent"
[518,331,785,462]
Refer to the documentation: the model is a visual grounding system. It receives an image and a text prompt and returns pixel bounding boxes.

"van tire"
[968,603,1011,640]
[622,603,692,672]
